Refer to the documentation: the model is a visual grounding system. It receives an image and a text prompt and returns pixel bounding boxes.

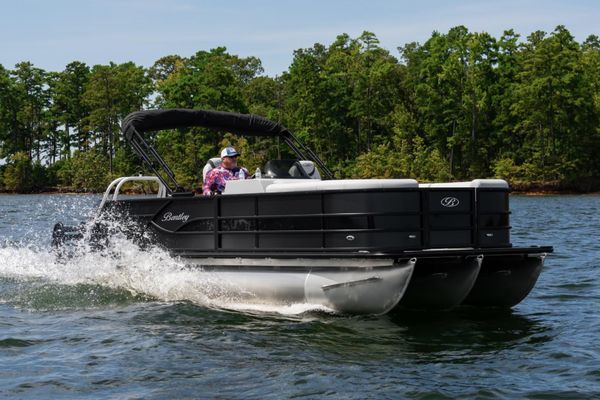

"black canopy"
[120,108,333,193]
[122,108,291,141]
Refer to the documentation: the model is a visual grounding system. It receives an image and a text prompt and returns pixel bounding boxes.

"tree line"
[0,25,599,193]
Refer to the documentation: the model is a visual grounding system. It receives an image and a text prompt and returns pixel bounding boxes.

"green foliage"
[507,26,598,182]
[2,151,52,192]
[0,64,16,157]
[50,158,74,187]
[0,26,599,193]
[284,32,406,166]
[68,150,110,192]
[493,157,518,180]
[351,143,405,178]
[150,47,267,189]
[4,62,49,161]
[112,147,139,177]
[3,151,33,192]
[31,161,51,190]
[51,61,91,154]
[82,62,152,173]
[156,47,260,111]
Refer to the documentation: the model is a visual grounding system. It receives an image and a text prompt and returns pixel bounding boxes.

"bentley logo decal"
[161,211,190,223]
[440,197,460,208]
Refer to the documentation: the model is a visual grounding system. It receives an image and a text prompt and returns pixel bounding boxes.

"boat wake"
[0,232,335,316]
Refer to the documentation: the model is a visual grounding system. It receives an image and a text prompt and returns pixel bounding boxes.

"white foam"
[223,302,336,316]
[0,221,335,315]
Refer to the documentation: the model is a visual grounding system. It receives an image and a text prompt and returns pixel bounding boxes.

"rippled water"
[1,193,599,398]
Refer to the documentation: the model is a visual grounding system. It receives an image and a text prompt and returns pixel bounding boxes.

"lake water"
[0,193,599,399]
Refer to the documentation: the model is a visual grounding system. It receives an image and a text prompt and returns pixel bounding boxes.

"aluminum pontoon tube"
[184,257,416,315]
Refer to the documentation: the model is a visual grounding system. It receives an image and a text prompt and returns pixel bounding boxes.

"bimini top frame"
[121,109,334,194]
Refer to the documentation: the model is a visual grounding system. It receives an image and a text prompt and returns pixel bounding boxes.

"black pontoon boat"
[53,109,552,314]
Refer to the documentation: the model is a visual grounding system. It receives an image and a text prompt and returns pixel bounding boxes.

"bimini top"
[120,108,334,193]
[122,108,291,142]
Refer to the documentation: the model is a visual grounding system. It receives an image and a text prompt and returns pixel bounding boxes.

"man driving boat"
[202,147,250,196]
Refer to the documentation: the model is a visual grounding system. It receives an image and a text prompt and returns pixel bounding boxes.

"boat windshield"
[263,160,310,179]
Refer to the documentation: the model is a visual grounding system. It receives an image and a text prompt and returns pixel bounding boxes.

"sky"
[1,0,599,76]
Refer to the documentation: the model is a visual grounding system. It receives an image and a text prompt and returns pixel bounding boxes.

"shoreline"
[511,190,600,195]
[509,179,600,195]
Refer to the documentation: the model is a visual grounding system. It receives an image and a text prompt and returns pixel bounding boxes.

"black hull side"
[462,254,545,307]
[99,183,516,256]
[397,255,482,311]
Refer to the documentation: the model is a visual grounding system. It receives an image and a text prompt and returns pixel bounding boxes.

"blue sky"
[1,0,598,76]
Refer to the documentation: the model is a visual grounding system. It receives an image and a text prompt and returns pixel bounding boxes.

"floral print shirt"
[202,166,250,196]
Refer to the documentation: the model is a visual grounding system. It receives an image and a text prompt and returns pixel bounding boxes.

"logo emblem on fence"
[440,197,460,208]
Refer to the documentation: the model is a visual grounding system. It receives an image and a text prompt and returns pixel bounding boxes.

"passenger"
[202,147,250,196]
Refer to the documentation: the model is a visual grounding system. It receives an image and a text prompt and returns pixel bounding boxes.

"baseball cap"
[220,147,240,158]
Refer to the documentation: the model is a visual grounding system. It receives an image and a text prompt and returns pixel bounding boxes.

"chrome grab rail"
[98,176,166,211]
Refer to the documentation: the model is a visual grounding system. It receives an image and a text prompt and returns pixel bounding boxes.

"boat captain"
[202,147,250,196]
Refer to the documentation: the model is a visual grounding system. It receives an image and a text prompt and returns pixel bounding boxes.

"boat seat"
[288,164,304,178]
[202,157,222,180]
[299,161,321,179]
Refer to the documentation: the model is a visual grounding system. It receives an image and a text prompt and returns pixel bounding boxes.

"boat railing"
[144,184,511,252]
[99,176,166,211]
